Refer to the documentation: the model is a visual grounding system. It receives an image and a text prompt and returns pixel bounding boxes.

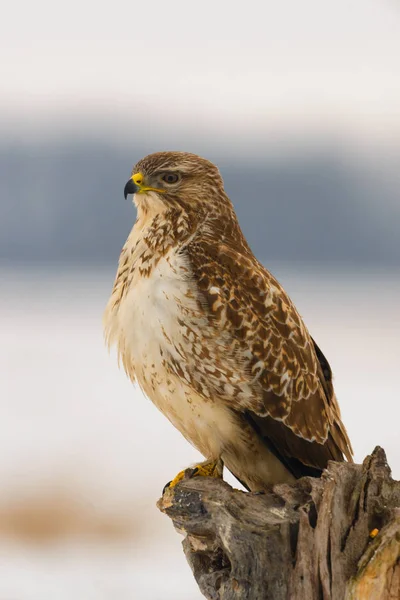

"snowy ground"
[1,264,399,600]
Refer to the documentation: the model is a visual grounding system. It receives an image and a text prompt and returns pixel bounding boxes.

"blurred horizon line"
[1,108,400,163]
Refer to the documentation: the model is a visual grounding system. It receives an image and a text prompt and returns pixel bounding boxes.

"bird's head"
[123,151,226,214]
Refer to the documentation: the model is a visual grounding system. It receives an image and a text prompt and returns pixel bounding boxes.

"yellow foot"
[162,458,223,494]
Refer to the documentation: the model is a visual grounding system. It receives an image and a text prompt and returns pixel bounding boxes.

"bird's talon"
[162,481,172,495]
[162,459,223,494]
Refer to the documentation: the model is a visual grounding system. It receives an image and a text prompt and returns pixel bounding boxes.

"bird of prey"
[104,151,352,492]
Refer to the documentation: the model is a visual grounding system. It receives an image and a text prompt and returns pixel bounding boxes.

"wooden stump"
[158,447,400,600]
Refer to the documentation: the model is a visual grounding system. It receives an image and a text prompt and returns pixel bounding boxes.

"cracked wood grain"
[158,447,400,600]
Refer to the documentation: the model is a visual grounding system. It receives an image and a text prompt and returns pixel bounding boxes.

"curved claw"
[162,459,224,495]
[162,481,172,495]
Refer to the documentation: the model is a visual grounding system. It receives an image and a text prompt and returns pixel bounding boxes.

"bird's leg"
[162,458,224,494]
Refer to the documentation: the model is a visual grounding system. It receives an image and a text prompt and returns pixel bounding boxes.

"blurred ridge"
[1,127,399,267]
[0,487,138,543]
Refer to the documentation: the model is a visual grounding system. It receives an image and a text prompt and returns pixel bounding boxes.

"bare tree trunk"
[158,447,400,600]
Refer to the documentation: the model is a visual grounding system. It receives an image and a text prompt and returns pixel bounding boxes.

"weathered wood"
[157,447,400,600]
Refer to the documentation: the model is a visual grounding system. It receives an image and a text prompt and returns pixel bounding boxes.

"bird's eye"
[161,172,179,184]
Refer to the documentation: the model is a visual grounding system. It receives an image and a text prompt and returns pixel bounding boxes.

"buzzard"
[104,152,352,492]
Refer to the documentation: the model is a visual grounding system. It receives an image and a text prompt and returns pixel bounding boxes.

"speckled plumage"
[104,151,353,491]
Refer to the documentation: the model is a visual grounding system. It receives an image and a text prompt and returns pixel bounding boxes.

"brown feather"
[185,228,353,473]
[106,151,353,488]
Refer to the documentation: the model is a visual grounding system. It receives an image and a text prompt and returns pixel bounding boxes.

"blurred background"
[1,0,399,598]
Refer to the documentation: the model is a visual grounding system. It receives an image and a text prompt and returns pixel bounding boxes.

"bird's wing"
[184,235,353,475]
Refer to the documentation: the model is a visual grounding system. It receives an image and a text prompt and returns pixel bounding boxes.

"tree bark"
[157,447,400,600]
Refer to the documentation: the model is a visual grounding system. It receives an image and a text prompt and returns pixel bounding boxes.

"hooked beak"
[124,172,166,199]
[124,178,138,200]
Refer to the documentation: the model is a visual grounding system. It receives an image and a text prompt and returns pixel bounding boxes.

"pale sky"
[1,0,399,142]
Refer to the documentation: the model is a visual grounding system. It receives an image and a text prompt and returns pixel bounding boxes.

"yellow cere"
[132,173,144,186]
